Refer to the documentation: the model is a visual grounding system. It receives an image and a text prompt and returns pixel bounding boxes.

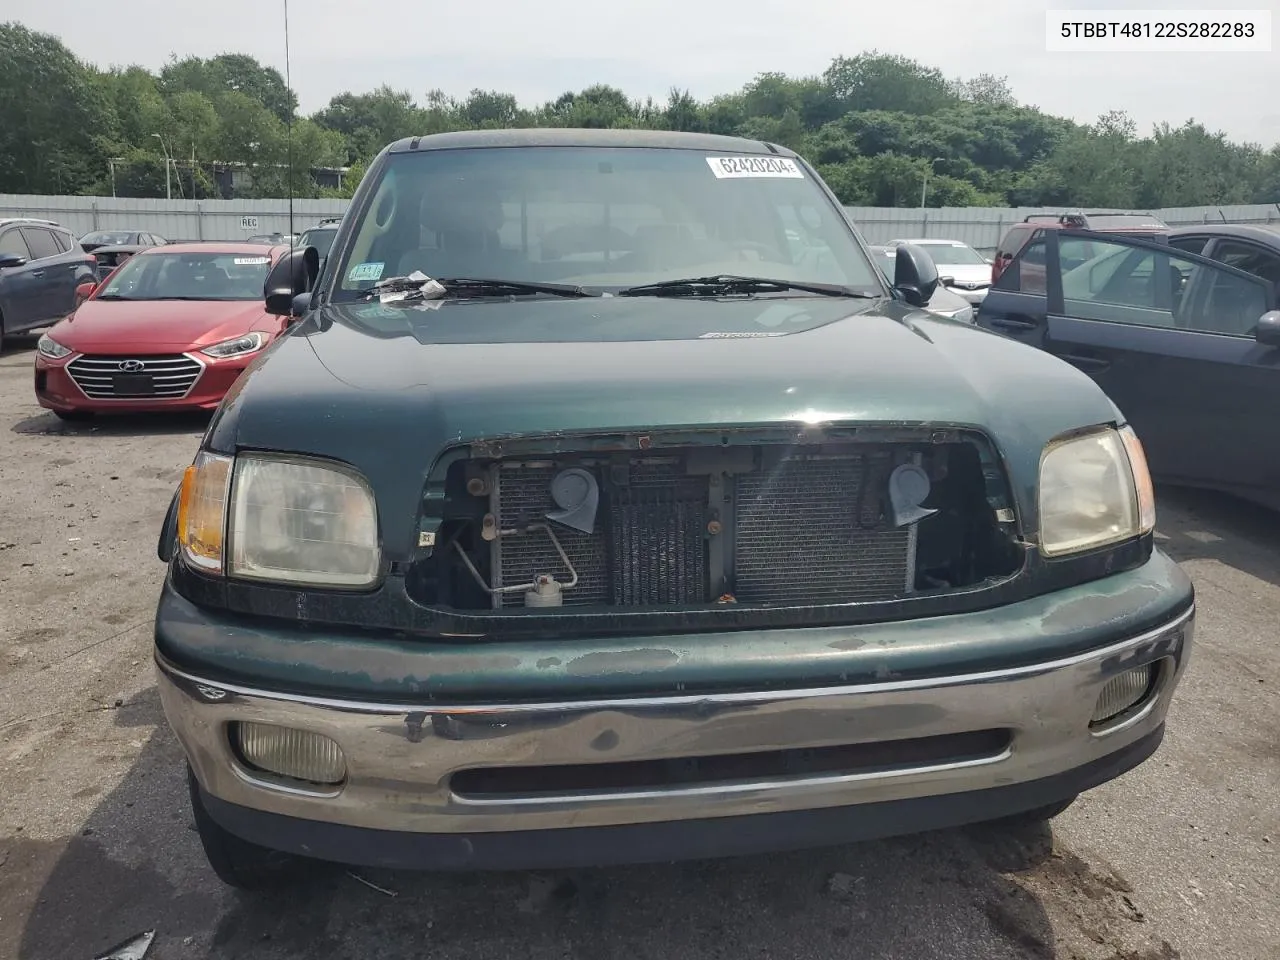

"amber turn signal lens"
[177,452,233,573]
[1119,426,1156,534]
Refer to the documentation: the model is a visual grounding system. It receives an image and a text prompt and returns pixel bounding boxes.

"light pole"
[151,133,173,200]
[919,157,945,208]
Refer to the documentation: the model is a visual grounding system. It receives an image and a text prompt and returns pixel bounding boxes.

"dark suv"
[992,212,1169,286]
[0,218,98,351]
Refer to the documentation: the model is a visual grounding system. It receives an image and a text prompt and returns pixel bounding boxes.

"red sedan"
[34,242,292,420]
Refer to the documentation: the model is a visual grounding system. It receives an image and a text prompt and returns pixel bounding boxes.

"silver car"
[869,245,975,322]
[887,238,992,305]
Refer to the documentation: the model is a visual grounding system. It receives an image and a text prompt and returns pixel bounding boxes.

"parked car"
[79,229,168,253]
[153,129,1192,890]
[248,232,299,246]
[88,243,149,283]
[297,218,342,273]
[1166,223,1280,296]
[0,218,98,352]
[992,212,1170,287]
[976,226,1280,510]
[868,244,976,321]
[887,238,992,305]
[34,242,294,420]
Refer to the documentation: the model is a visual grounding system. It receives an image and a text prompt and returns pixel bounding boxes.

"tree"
[0,23,114,194]
[159,54,296,123]
[824,52,957,115]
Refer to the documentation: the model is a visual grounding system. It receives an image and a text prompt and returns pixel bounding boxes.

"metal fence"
[0,195,349,242]
[3,194,1278,251]
[844,203,1280,255]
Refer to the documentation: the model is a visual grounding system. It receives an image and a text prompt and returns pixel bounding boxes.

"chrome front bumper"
[159,606,1192,837]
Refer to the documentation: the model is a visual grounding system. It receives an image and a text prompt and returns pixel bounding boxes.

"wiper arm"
[91,294,135,301]
[366,273,599,301]
[616,275,874,298]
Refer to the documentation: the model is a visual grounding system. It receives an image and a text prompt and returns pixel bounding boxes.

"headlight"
[201,332,267,359]
[177,451,380,588]
[1038,425,1156,557]
[37,333,72,359]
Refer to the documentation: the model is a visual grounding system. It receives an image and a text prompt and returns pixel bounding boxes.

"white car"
[887,238,992,305]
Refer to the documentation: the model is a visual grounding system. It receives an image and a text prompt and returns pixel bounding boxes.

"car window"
[334,146,882,297]
[20,227,61,260]
[299,228,338,258]
[996,226,1030,258]
[97,251,275,301]
[1167,235,1209,256]
[993,236,1046,293]
[1210,240,1280,287]
[1057,235,1269,337]
[0,229,31,260]
[920,243,985,266]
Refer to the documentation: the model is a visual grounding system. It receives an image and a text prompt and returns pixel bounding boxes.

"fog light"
[1091,665,1156,726]
[233,722,347,785]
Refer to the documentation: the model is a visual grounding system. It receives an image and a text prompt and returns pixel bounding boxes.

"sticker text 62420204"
[706,156,804,179]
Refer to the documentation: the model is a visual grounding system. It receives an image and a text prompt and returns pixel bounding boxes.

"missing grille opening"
[410,436,1021,613]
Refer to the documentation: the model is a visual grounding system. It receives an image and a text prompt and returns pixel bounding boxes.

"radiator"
[489,450,915,609]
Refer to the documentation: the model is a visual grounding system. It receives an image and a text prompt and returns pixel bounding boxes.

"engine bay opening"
[407,434,1023,613]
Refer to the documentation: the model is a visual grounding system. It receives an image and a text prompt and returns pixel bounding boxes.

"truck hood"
[208,295,1121,557]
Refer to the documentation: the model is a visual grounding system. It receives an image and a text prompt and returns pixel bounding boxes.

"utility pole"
[151,133,174,200]
[920,157,945,209]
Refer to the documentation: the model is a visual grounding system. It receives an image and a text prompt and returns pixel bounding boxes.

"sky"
[13,0,1280,146]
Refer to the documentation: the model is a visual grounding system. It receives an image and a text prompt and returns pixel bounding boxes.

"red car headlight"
[200,332,267,359]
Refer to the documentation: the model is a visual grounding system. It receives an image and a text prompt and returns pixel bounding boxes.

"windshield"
[331,146,882,300]
[300,228,338,257]
[82,231,134,246]
[96,251,274,301]
[918,243,986,266]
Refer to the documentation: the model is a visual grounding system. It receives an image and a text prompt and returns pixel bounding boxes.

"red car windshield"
[96,251,273,301]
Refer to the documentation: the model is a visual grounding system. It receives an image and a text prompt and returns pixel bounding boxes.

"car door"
[0,227,39,333]
[1200,237,1280,299]
[982,228,1279,499]
[19,225,76,323]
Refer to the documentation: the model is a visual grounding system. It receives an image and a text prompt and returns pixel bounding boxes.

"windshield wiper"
[92,294,136,301]
[366,275,599,301]
[616,275,875,298]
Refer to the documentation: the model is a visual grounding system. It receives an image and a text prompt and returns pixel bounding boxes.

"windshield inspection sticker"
[348,261,385,282]
[706,156,804,179]
[233,257,270,265]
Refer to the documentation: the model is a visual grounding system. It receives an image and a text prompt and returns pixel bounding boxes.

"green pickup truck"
[153,129,1194,889]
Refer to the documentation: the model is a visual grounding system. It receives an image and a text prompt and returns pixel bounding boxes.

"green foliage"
[2,22,1277,207]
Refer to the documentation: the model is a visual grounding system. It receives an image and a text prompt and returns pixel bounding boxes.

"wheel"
[187,765,303,890]
[54,409,94,422]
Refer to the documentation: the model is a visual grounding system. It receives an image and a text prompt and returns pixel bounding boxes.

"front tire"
[187,765,303,890]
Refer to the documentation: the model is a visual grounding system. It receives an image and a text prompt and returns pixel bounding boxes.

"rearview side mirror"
[893,244,940,308]
[1256,310,1280,347]
[0,253,27,269]
[264,247,320,316]
[75,281,97,303]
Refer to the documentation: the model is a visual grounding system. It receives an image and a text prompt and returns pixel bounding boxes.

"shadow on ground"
[11,410,212,439]
[4,688,1077,960]
[1156,484,1280,588]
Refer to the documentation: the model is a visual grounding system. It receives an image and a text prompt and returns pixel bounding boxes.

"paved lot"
[1,333,1277,960]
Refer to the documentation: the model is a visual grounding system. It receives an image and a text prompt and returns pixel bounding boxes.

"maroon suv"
[991,212,1170,286]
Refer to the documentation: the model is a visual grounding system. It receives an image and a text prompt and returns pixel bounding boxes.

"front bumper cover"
[158,597,1193,867]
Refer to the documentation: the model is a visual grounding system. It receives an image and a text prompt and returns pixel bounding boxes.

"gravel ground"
[1,333,1277,960]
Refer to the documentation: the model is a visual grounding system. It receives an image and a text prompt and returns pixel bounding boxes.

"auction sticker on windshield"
[706,156,804,179]
[233,257,271,265]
